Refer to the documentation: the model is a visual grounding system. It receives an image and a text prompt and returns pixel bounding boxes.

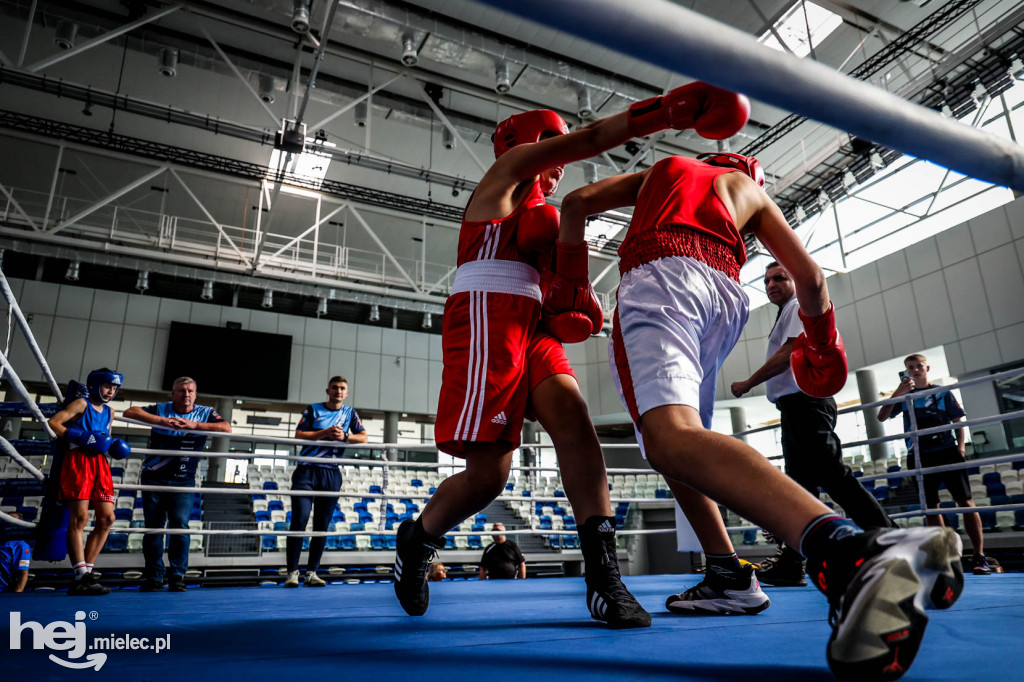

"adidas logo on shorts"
[491,411,508,425]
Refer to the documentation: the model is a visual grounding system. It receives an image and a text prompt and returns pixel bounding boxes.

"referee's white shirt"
[765,295,803,403]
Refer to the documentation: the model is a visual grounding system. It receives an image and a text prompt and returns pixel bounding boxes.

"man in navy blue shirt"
[125,377,231,591]
[0,512,31,592]
[285,375,367,587]
[878,353,989,574]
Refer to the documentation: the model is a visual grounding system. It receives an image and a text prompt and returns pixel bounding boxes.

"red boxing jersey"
[619,156,746,280]
[456,182,547,267]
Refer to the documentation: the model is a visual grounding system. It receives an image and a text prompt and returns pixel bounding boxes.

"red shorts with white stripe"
[524,330,576,421]
[59,448,116,505]
[435,290,540,457]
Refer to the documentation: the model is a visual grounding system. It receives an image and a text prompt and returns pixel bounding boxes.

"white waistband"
[450,260,542,302]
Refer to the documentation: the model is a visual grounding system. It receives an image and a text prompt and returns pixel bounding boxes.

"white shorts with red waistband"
[609,255,749,454]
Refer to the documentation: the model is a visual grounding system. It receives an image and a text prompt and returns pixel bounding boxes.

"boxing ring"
[4,2,1024,675]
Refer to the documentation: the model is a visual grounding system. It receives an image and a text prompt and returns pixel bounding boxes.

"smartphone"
[898,370,909,381]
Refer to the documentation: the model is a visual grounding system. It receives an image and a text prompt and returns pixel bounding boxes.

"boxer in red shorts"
[47,367,131,595]
[395,81,751,629]
[551,154,964,680]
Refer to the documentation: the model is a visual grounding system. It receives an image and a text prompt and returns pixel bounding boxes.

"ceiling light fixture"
[869,151,885,170]
[258,74,275,104]
[291,0,310,33]
[421,312,432,330]
[583,162,598,185]
[158,47,178,78]
[368,304,381,322]
[842,169,857,188]
[65,260,80,281]
[316,297,329,317]
[400,32,419,67]
[795,205,807,223]
[54,21,77,50]
[495,62,511,94]
[354,100,368,127]
[135,271,149,292]
[200,280,214,300]
[261,290,274,309]
[442,126,456,150]
[577,88,593,120]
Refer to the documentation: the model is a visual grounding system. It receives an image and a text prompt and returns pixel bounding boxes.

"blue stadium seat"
[274,521,289,532]
[332,510,346,523]
[349,522,365,532]
[467,535,482,549]
[474,513,487,523]
[255,510,271,522]
[504,482,514,491]
[445,536,456,550]
[562,535,578,549]
[114,508,133,521]
[109,467,125,479]
[262,536,278,551]
[105,533,128,553]
[369,485,383,494]
[262,481,278,490]
[982,472,1002,485]
[471,522,485,532]
[267,500,284,512]
[326,536,342,550]
[553,490,565,498]
[563,516,577,531]
[386,536,396,550]
[340,535,356,550]
[539,515,552,530]
[872,486,889,501]
[410,479,423,488]
[548,534,560,549]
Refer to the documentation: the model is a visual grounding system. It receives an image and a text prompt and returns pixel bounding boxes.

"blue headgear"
[86,368,123,403]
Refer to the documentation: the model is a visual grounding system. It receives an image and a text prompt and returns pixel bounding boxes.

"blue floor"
[3,574,1021,681]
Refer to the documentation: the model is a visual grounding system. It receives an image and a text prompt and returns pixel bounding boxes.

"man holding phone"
[878,353,990,574]
[732,262,892,586]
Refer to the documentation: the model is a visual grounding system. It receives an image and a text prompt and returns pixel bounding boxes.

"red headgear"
[697,152,765,187]
[493,110,570,158]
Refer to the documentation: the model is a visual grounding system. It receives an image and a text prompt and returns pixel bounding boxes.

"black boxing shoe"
[393,518,445,616]
[808,527,963,681]
[579,516,651,629]
[68,572,110,596]
[756,543,808,587]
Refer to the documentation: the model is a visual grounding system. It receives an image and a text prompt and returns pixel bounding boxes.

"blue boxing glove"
[65,426,114,455]
[108,439,131,460]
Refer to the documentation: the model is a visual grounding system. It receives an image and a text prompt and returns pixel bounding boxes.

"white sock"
[74,562,89,578]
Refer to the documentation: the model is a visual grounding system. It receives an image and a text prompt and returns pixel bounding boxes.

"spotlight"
[817,189,830,208]
[291,0,310,33]
[158,47,178,78]
[317,297,329,317]
[869,151,885,170]
[314,128,328,144]
[577,88,593,120]
[368,304,381,322]
[54,21,77,50]
[442,126,456,150]
[495,62,511,94]
[82,100,93,117]
[200,280,214,300]
[451,184,460,198]
[842,169,857,189]
[795,205,807,223]
[354,100,368,127]
[65,260,80,281]
[261,290,274,309]
[972,81,988,99]
[258,75,276,104]
[135,271,149,293]
[400,32,418,67]
[583,162,598,185]
[421,312,432,329]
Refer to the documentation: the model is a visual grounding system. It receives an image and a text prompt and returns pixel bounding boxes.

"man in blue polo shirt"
[285,375,367,588]
[1,512,32,593]
[125,377,232,591]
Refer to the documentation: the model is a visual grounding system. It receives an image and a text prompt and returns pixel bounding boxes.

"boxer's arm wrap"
[791,303,849,397]
[65,426,114,455]
[627,82,750,140]
[542,241,604,344]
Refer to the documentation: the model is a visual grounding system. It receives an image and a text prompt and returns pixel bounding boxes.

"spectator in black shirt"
[479,523,526,579]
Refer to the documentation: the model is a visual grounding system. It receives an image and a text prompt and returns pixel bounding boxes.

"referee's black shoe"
[393,518,444,616]
[579,516,651,629]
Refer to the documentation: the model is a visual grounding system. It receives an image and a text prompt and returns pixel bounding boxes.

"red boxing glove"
[542,241,604,344]
[628,81,750,140]
[791,303,848,397]
[516,203,559,256]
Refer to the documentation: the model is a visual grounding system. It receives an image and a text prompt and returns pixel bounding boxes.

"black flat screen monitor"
[162,322,292,400]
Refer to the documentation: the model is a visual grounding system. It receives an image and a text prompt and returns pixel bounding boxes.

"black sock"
[705,552,744,581]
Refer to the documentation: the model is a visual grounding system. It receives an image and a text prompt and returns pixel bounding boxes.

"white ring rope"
[0,267,63,402]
